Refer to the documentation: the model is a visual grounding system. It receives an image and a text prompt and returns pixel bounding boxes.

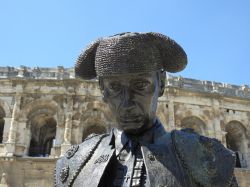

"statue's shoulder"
[171,129,236,187]
[54,133,108,187]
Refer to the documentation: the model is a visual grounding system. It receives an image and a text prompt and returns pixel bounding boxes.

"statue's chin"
[119,121,143,130]
[116,116,155,135]
[117,120,154,135]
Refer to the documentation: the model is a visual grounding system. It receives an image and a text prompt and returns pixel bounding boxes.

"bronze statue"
[55,32,238,187]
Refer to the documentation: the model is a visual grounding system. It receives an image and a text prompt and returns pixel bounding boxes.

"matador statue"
[55,32,238,187]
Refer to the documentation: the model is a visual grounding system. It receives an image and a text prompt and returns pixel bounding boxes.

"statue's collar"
[109,119,166,155]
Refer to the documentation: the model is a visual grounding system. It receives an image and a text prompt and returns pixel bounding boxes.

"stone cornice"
[0,66,249,100]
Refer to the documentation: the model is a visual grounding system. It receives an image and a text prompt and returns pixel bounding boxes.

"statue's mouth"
[119,115,143,123]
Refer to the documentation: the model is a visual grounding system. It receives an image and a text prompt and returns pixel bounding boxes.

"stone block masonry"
[0,66,249,186]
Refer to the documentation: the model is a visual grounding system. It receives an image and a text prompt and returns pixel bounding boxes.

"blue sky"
[0,0,249,85]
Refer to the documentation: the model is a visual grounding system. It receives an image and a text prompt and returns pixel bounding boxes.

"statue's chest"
[73,142,185,187]
[101,144,147,187]
[141,144,183,187]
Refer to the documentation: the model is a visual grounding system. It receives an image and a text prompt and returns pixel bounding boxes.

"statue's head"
[75,32,187,134]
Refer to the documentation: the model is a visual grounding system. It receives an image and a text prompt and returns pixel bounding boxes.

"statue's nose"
[121,87,135,111]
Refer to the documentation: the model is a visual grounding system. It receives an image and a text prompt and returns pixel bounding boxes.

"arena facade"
[0,66,249,187]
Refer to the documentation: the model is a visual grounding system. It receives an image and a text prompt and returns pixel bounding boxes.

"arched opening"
[180,116,206,135]
[28,114,57,157]
[225,121,247,168]
[82,125,107,142]
[0,106,5,143]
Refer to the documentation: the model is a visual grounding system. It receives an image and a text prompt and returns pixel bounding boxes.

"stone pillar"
[212,99,222,140]
[63,113,72,144]
[7,94,21,143]
[72,119,82,144]
[61,96,73,156]
[220,131,228,146]
[60,113,73,156]
[0,173,9,187]
[5,94,21,156]
[2,117,11,143]
[24,127,31,155]
[167,97,175,131]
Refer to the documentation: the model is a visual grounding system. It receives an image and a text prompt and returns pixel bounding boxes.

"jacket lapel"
[73,135,115,187]
[141,130,184,187]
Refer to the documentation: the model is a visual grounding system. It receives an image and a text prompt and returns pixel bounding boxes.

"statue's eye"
[108,82,121,92]
[133,81,149,90]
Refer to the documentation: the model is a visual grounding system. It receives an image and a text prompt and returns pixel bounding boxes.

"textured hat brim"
[75,40,100,79]
[148,32,187,73]
[75,32,187,79]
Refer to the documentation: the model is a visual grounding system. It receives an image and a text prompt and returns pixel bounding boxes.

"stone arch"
[180,116,206,135]
[0,98,11,118]
[225,121,248,168]
[80,101,113,126]
[81,101,112,122]
[78,101,111,143]
[0,106,5,143]
[80,110,109,142]
[28,114,57,157]
[21,99,63,124]
[22,99,62,157]
[82,125,107,142]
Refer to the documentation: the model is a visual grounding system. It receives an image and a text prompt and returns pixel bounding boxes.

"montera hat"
[75,32,187,79]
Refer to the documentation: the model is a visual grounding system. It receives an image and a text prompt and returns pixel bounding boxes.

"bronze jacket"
[55,123,237,187]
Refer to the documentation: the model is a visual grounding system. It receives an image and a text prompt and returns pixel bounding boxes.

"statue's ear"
[158,70,166,97]
[75,39,101,79]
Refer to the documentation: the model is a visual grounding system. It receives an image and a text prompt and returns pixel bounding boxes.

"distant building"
[0,66,249,187]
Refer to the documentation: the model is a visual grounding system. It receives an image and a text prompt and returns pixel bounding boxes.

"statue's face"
[101,72,163,134]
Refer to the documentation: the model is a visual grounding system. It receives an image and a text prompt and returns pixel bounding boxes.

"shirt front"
[100,121,161,187]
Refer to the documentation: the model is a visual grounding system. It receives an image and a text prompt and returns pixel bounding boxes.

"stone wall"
[235,168,250,187]
[0,157,55,187]
[0,66,249,186]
